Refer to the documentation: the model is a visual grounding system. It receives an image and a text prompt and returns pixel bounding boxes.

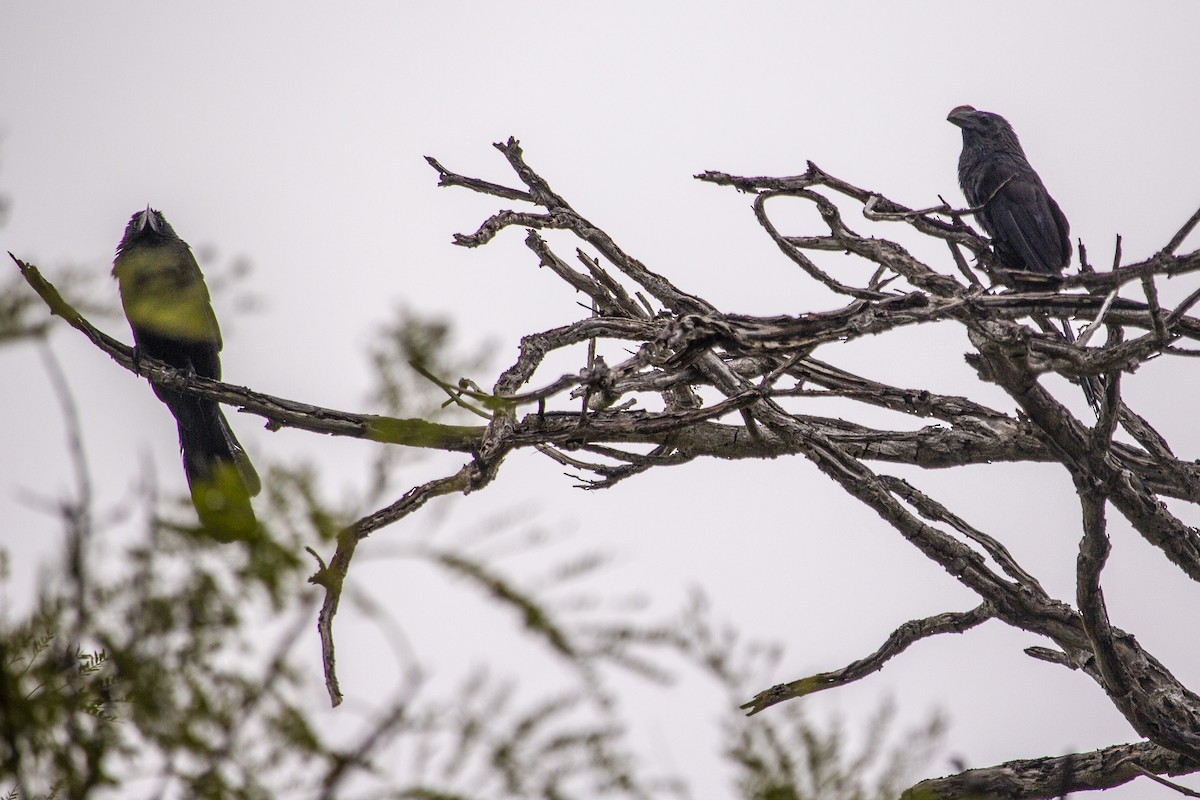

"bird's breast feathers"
[113,246,221,344]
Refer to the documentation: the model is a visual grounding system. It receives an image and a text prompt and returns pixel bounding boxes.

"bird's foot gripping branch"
[15,128,1200,799]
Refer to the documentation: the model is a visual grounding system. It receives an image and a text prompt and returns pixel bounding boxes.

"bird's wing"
[985,176,1070,274]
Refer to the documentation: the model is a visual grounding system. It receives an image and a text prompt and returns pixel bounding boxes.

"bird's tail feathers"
[1058,317,1104,417]
[220,414,262,497]
[178,408,260,540]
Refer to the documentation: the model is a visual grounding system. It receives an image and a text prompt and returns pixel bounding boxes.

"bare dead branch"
[523,230,618,312]
[309,465,481,705]
[1165,205,1200,255]
[904,741,1200,800]
[968,321,1200,582]
[879,475,1047,595]
[946,238,985,289]
[23,259,1200,511]
[1167,285,1200,327]
[1061,248,1200,291]
[1076,490,1126,696]
[1143,274,1169,342]
[453,209,571,247]
[574,247,650,319]
[1130,764,1200,798]
[11,253,486,450]
[1024,646,1075,667]
[491,137,714,316]
[753,190,886,300]
[740,603,994,715]
[862,194,953,221]
[424,155,534,203]
[1074,287,1120,347]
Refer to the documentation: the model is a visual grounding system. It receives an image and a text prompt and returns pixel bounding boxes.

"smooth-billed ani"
[948,105,1071,275]
[113,207,260,536]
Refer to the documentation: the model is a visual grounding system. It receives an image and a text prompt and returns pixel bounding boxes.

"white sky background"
[3,3,1200,796]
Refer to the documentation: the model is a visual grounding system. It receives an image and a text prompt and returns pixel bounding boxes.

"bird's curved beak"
[947,106,976,128]
[143,204,160,233]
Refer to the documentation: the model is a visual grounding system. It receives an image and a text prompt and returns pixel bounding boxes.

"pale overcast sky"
[3,3,1200,796]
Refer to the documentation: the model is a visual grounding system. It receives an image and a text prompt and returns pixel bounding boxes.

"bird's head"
[947,106,1024,153]
[117,206,178,254]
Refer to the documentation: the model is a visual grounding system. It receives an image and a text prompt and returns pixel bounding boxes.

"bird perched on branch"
[948,105,1071,275]
[949,107,1104,413]
[113,207,260,537]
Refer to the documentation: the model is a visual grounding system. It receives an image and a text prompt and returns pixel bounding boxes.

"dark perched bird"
[949,108,1102,412]
[948,105,1071,275]
[113,207,260,536]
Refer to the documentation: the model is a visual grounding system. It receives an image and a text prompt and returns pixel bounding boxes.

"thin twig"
[1130,764,1200,797]
[1075,287,1121,347]
[309,465,479,706]
[741,604,994,714]
[1143,275,1169,343]
[1164,205,1200,256]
